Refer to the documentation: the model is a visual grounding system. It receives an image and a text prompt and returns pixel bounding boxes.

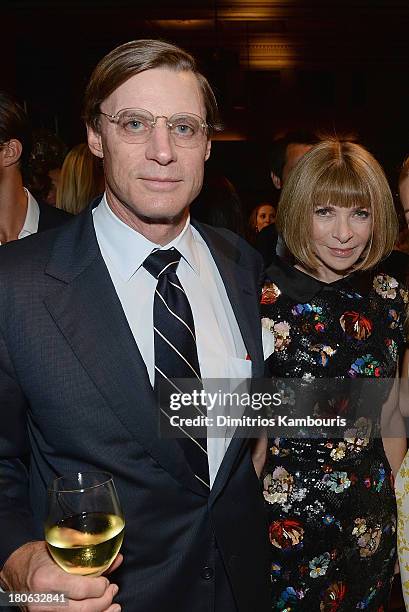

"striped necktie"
[143,248,209,488]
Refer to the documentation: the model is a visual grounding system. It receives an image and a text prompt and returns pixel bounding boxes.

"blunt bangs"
[311,162,372,211]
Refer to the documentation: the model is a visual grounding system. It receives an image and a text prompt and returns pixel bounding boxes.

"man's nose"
[145,121,176,165]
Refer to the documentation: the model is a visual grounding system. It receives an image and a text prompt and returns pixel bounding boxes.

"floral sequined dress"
[261,257,407,611]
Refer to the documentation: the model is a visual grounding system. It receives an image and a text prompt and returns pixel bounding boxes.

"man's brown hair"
[83,39,221,134]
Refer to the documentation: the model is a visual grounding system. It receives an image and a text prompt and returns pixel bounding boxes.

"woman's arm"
[399,348,409,417]
[382,365,407,476]
[251,431,268,477]
[382,437,407,477]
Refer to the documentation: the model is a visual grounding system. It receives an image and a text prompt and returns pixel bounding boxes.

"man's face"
[282,143,313,185]
[88,67,211,232]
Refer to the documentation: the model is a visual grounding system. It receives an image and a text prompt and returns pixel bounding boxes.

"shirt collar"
[266,255,372,302]
[19,189,40,238]
[93,194,199,282]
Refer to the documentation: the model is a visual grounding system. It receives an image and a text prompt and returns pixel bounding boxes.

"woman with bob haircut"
[260,139,407,610]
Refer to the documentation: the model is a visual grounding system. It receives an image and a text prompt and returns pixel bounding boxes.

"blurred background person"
[0,92,71,244]
[394,227,409,255]
[25,128,67,207]
[191,172,246,236]
[399,155,409,226]
[394,153,409,612]
[255,130,320,266]
[247,202,276,244]
[56,142,104,214]
[269,130,320,191]
[395,155,409,255]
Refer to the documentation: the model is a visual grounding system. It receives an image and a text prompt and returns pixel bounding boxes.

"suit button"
[201,566,214,580]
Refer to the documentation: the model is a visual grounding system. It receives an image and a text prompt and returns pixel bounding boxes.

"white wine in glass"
[45,472,124,576]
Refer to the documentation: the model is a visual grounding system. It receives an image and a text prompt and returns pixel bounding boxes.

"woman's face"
[310,204,372,282]
[399,176,409,226]
[256,204,275,231]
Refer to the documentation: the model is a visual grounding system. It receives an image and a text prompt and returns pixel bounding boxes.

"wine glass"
[45,471,124,576]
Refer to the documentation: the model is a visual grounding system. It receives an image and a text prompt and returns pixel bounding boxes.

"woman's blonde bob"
[276,139,398,272]
[56,143,104,215]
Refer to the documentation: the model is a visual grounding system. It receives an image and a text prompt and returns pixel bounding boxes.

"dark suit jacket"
[0,207,270,611]
[37,201,72,232]
[254,224,278,268]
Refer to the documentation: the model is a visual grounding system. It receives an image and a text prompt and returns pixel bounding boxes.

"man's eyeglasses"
[99,108,209,148]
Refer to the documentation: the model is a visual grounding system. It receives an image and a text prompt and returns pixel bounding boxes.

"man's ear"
[87,125,104,159]
[204,139,211,162]
[0,139,23,168]
[270,171,282,190]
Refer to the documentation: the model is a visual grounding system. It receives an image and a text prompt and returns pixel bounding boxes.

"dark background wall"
[3,0,409,212]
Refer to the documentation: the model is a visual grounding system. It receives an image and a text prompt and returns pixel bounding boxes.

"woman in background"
[394,153,409,611]
[399,156,409,226]
[56,143,104,214]
[394,156,409,254]
[261,139,407,610]
[191,173,246,236]
[247,202,276,244]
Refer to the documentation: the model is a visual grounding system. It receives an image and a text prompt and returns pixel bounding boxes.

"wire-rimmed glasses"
[99,108,209,148]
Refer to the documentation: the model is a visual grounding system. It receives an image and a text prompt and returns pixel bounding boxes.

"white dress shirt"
[0,189,40,246]
[93,195,252,486]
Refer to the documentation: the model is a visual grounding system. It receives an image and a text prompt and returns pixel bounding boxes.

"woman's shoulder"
[371,253,409,309]
[377,250,409,289]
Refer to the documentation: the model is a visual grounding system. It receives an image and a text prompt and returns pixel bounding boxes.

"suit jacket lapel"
[191,222,264,501]
[43,209,207,497]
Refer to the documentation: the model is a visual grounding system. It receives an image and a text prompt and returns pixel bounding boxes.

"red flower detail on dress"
[339,311,373,340]
[261,282,281,304]
[320,581,347,611]
[269,518,304,549]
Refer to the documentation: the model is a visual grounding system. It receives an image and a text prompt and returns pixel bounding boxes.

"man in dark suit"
[0,92,70,245]
[255,130,319,267]
[0,40,270,611]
